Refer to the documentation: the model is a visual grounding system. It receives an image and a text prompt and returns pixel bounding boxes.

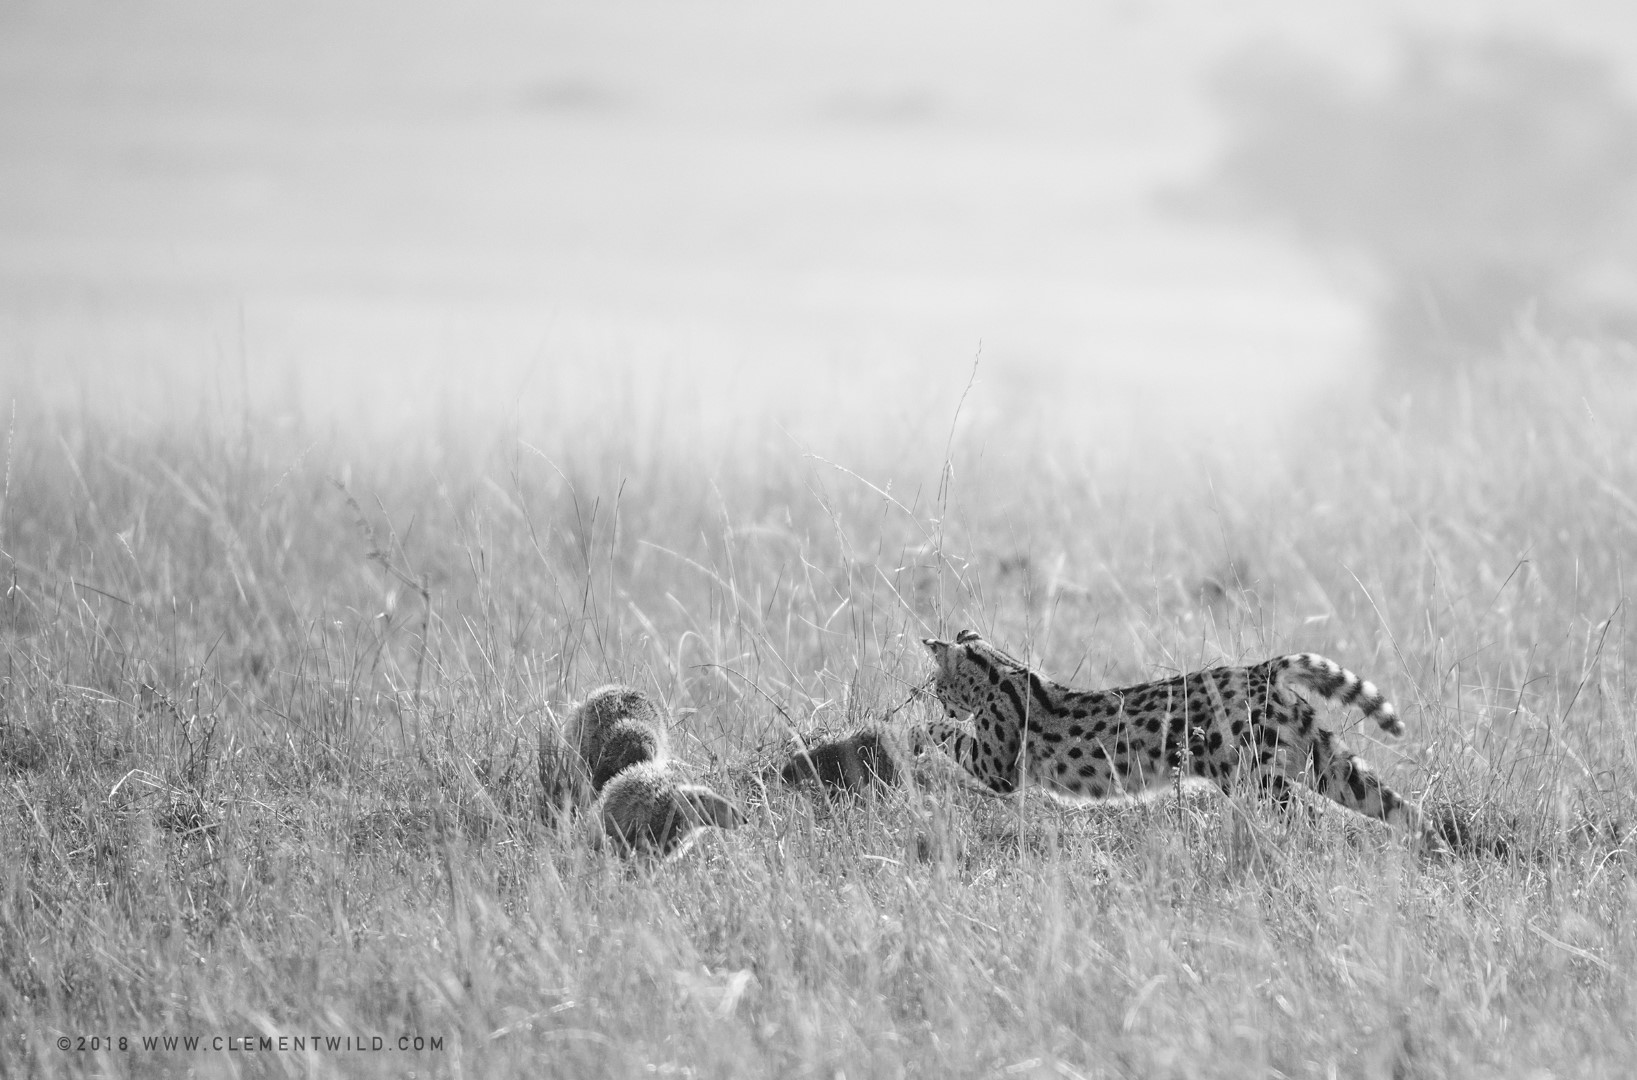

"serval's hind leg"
[1305,728,1443,852]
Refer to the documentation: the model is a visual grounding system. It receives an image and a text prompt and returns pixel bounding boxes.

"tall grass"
[2,335,1634,1078]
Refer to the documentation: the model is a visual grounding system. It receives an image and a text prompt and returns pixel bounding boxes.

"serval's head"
[921,629,1029,719]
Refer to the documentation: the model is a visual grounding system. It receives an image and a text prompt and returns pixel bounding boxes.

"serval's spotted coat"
[918,630,1435,847]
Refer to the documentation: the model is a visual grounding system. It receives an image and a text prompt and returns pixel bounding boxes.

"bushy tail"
[1271,653,1403,736]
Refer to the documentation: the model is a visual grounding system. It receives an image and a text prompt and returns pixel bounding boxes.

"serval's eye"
[947,708,957,718]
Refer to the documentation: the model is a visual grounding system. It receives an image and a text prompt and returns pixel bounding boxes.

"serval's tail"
[1269,653,1403,736]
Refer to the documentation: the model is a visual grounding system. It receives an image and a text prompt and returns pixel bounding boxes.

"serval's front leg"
[914,716,1021,795]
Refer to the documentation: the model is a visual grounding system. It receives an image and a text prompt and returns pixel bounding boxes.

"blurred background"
[2,0,1635,457]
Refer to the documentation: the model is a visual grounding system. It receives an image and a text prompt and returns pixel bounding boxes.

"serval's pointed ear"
[921,636,948,655]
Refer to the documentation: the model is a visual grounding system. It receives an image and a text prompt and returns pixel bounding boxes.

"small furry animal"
[566,684,670,794]
[918,629,1435,846]
[596,761,749,858]
[779,730,899,795]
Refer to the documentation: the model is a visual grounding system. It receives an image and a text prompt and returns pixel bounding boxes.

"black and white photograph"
[3,1,1635,1076]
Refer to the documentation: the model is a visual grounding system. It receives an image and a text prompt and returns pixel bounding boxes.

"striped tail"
[1272,653,1403,736]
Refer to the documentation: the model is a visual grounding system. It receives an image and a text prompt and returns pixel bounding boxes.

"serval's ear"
[921,636,949,655]
[954,629,982,644]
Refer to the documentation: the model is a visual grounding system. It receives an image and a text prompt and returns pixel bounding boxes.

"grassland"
[2,337,1635,1079]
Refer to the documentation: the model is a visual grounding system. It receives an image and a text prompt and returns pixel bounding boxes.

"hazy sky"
[2,0,1632,450]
